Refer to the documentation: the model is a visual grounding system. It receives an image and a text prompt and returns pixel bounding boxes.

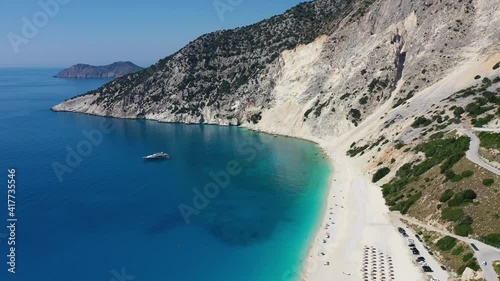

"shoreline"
[49,109,426,281]
[298,141,425,281]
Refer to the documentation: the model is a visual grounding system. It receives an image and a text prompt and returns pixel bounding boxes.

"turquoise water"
[0,68,331,281]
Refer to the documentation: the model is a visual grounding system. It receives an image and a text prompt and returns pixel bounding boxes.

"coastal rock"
[54,61,143,78]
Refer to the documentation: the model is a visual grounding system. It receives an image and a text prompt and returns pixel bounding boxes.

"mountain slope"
[54,61,143,78]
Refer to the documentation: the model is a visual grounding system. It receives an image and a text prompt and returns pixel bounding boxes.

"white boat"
[143,152,170,160]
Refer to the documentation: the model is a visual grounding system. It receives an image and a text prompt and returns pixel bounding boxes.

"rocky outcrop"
[54,61,143,78]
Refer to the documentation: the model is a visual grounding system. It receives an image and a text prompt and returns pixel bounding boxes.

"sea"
[0,68,331,281]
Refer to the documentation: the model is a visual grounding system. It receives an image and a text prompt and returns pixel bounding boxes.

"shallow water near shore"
[0,68,331,281]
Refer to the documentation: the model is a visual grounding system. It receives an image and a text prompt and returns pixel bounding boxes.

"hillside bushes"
[447,190,477,207]
[483,178,495,186]
[441,207,465,222]
[436,236,457,251]
[482,233,500,248]
[373,167,391,182]
[381,137,470,213]
[439,189,454,202]
[478,132,500,149]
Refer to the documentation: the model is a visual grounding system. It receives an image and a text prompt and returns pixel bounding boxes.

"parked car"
[440,265,447,271]
[416,257,426,262]
[398,227,406,233]
[415,234,423,242]
[428,250,434,255]
[422,265,433,272]
[413,249,420,255]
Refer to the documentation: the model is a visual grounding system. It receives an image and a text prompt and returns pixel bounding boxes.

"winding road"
[460,128,500,176]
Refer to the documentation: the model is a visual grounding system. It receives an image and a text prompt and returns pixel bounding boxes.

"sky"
[0,0,307,68]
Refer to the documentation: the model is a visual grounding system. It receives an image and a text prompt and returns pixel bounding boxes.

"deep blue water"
[0,68,330,281]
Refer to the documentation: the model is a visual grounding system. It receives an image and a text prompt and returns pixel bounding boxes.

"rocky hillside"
[52,0,498,130]
[54,61,143,78]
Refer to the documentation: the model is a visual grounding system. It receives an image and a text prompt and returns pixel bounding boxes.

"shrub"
[451,246,464,256]
[482,233,500,247]
[436,236,457,251]
[478,132,500,149]
[349,109,361,120]
[359,96,368,105]
[483,178,495,186]
[442,207,465,222]
[472,114,494,127]
[474,75,481,80]
[401,192,422,214]
[453,107,465,117]
[448,190,477,207]
[462,190,477,200]
[494,62,500,70]
[461,170,474,178]
[450,174,464,182]
[373,167,391,183]
[465,260,480,271]
[411,116,432,128]
[454,223,473,237]
[462,253,473,262]
[439,189,455,202]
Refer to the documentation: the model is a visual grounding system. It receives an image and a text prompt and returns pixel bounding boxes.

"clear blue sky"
[0,0,307,67]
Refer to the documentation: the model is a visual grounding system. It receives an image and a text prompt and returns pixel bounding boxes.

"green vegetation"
[347,143,369,157]
[483,178,495,186]
[493,62,500,70]
[420,227,482,275]
[472,114,495,127]
[461,170,474,178]
[439,189,455,202]
[250,112,262,124]
[382,136,470,213]
[462,253,474,262]
[452,246,465,256]
[447,189,477,207]
[349,108,361,123]
[304,100,319,120]
[474,75,481,80]
[482,233,500,248]
[442,207,465,222]
[436,236,457,251]
[411,116,432,128]
[373,167,391,183]
[393,90,414,108]
[454,223,473,237]
[478,132,500,149]
[493,261,500,278]
[359,96,368,105]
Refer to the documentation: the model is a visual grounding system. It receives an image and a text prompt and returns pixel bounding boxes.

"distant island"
[54,61,143,78]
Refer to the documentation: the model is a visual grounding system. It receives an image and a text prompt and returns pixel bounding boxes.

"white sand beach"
[300,148,425,281]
